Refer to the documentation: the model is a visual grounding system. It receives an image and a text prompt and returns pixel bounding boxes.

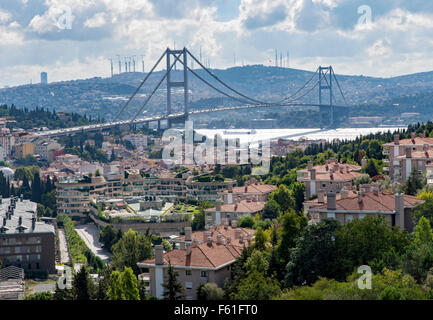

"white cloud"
[84,12,107,28]
[1,0,433,87]
[0,9,11,24]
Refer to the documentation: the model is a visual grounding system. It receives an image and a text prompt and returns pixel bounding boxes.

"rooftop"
[309,191,423,213]
[0,198,54,235]
[205,200,265,213]
[221,184,276,194]
[138,242,244,269]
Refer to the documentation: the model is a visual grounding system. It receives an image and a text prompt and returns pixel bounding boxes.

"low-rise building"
[383,133,433,182]
[137,223,254,300]
[0,197,56,274]
[306,184,423,232]
[297,159,364,199]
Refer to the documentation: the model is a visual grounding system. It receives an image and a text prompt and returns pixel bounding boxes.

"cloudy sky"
[1,0,433,87]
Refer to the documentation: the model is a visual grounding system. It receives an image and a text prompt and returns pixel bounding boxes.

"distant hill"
[1,65,433,124]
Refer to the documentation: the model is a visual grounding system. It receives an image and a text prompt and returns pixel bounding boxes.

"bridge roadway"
[32,103,348,138]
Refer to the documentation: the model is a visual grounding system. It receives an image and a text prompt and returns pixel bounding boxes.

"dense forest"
[0,104,99,130]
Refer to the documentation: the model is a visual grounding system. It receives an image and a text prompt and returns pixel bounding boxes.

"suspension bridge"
[33,47,349,138]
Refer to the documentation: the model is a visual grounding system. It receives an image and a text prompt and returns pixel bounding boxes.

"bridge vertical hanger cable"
[331,68,347,105]
[187,49,322,106]
[186,49,267,105]
[113,50,167,122]
[129,51,184,124]
[279,68,319,103]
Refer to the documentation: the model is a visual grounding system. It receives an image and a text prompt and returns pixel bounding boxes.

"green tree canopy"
[111,229,152,274]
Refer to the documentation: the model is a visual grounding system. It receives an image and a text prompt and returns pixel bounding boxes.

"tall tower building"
[41,72,48,84]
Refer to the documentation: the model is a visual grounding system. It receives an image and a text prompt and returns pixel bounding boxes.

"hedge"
[56,214,104,271]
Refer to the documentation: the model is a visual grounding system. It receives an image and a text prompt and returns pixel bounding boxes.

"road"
[75,224,111,263]
[58,229,70,264]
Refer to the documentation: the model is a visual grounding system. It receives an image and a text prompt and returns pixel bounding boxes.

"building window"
[346,215,353,222]
[327,213,336,219]
[185,282,193,290]
[200,271,208,278]
[185,270,192,276]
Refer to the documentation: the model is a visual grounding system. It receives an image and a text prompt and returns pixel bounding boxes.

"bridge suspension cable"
[332,70,347,105]
[186,49,324,107]
[129,51,184,124]
[279,67,319,103]
[113,50,166,122]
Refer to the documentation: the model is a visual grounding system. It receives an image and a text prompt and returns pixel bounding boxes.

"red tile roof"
[138,242,245,269]
[205,200,265,214]
[299,171,364,182]
[309,192,423,212]
[221,184,276,194]
[298,163,361,174]
[173,225,255,243]
[384,137,433,146]
[396,150,433,160]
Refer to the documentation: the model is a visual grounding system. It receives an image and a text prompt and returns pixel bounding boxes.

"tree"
[285,219,344,286]
[191,210,205,231]
[234,271,281,300]
[162,261,185,300]
[367,139,383,160]
[413,195,433,226]
[364,159,379,177]
[107,270,124,300]
[111,229,152,274]
[120,267,140,300]
[238,216,254,229]
[99,225,121,252]
[31,172,42,203]
[252,228,268,252]
[336,216,410,277]
[196,283,224,300]
[403,167,425,195]
[290,182,305,212]
[268,185,295,213]
[72,265,96,300]
[262,199,280,220]
[221,165,240,179]
[402,217,433,282]
[276,210,307,265]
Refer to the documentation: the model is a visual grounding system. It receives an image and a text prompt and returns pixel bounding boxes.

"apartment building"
[138,223,254,300]
[0,134,15,156]
[56,171,235,217]
[306,184,423,232]
[204,181,275,227]
[383,133,433,182]
[297,159,364,199]
[56,175,107,218]
[219,181,276,204]
[14,142,34,159]
[34,139,62,161]
[0,197,56,274]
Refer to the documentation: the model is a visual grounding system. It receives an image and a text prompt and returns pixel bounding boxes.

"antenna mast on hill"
[116,54,121,73]
[109,58,113,77]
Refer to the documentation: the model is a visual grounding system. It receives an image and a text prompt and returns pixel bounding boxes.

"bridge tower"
[318,66,334,128]
[165,48,189,128]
